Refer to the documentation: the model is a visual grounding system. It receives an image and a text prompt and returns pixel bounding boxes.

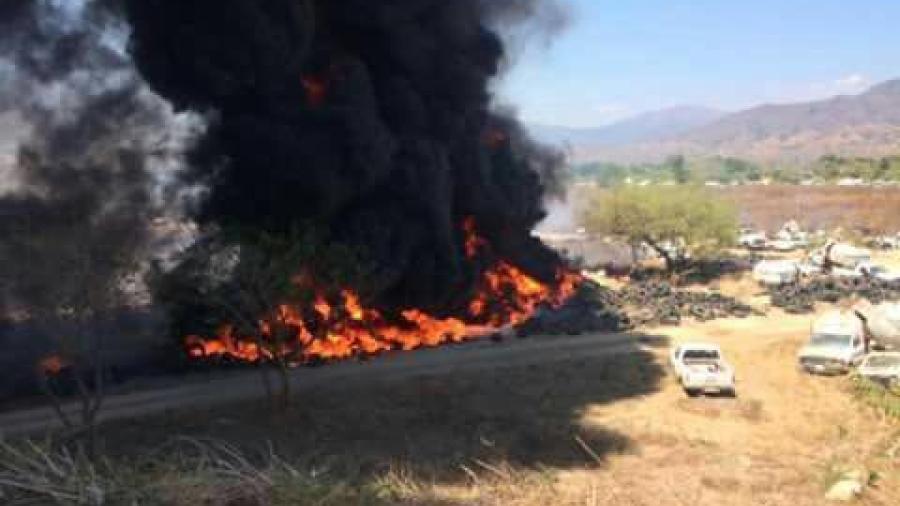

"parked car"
[856,352,900,388]
[669,343,736,396]
[832,262,900,282]
[753,260,800,286]
[869,235,900,250]
[797,262,821,277]
[738,230,767,250]
[768,239,798,252]
[798,311,867,374]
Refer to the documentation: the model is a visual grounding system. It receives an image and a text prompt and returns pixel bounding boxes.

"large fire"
[185,219,580,364]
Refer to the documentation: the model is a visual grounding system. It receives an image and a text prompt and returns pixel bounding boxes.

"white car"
[870,235,900,250]
[670,343,736,396]
[856,352,900,387]
[768,239,798,252]
[797,262,821,277]
[870,265,900,282]
[833,263,900,282]
[739,231,767,250]
[798,312,867,374]
[753,260,800,286]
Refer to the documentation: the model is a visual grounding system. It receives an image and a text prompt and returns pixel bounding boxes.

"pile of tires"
[607,281,757,327]
[768,277,900,313]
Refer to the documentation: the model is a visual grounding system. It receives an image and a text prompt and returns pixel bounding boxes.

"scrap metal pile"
[770,277,900,314]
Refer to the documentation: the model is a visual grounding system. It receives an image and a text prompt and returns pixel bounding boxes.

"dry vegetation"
[571,184,900,238]
[5,306,900,505]
[715,185,900,233]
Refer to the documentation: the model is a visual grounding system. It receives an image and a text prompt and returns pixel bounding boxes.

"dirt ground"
[90,309,899,506]
[563,313,900,506]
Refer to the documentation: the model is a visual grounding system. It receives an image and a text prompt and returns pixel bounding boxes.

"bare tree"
[0,171,151,456]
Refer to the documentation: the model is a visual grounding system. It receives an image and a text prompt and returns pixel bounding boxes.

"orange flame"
[185,219,581,364]
[37,354,69,376]
[463,216,487,258]
[482,128,508,149]
[301,74,329,107]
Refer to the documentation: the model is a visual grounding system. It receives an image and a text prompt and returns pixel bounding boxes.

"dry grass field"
[7,255,900,505]
[7,309,890,505]
[715,185,900,233]
[569,184,900,239]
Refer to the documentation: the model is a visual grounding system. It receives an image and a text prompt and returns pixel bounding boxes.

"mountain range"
[531,79,900,164]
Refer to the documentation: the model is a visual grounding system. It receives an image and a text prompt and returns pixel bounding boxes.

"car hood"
[798,345,854,361]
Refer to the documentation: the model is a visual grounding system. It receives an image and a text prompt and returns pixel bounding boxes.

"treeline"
[572,155,900,186]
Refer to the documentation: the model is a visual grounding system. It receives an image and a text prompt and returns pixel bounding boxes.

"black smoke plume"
[0,0,189,305]
[0,0,194,397]
[0,0,566,319]
[121,0,566,314]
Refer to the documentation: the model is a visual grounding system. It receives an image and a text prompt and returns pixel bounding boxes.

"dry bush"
[0,438,385,506]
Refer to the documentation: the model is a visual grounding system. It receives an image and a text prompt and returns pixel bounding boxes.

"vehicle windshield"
[683,350,720,361]
[810,334,851,347]
[864,355,900,367]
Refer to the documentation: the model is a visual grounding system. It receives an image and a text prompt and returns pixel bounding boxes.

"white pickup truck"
[669,343,736,396]
[798,311,867,374]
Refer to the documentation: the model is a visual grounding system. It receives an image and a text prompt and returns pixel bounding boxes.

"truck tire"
[684,387,701,397]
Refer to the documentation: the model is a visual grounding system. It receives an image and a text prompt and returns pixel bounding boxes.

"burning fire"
[482,128,508,149]
[301,74,329,107]
[185,220,581,364]
[37,354,69,376]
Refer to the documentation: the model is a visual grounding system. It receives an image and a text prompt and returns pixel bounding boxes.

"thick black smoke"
[121,0,566,313]
[0,0,191,318]
[0,0,201,398]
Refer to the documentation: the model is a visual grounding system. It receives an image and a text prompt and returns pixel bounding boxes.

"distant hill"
[528,106,723,149]
[554,79,900,164]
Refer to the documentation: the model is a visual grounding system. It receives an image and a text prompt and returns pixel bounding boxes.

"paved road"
[0,333,648,438]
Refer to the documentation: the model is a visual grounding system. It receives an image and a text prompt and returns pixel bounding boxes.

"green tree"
[666,154,690,184]
[581,185,737,272]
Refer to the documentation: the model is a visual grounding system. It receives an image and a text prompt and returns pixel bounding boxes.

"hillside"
[529,106,723,149]
[564,79,900,164]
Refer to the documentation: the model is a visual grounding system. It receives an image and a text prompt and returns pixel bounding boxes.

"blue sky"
[499,0,900,128]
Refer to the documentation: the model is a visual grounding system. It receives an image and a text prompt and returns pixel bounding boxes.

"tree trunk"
[643,237,674,273]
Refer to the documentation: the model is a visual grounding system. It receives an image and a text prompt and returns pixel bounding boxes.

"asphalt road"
[0,333,647,438]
